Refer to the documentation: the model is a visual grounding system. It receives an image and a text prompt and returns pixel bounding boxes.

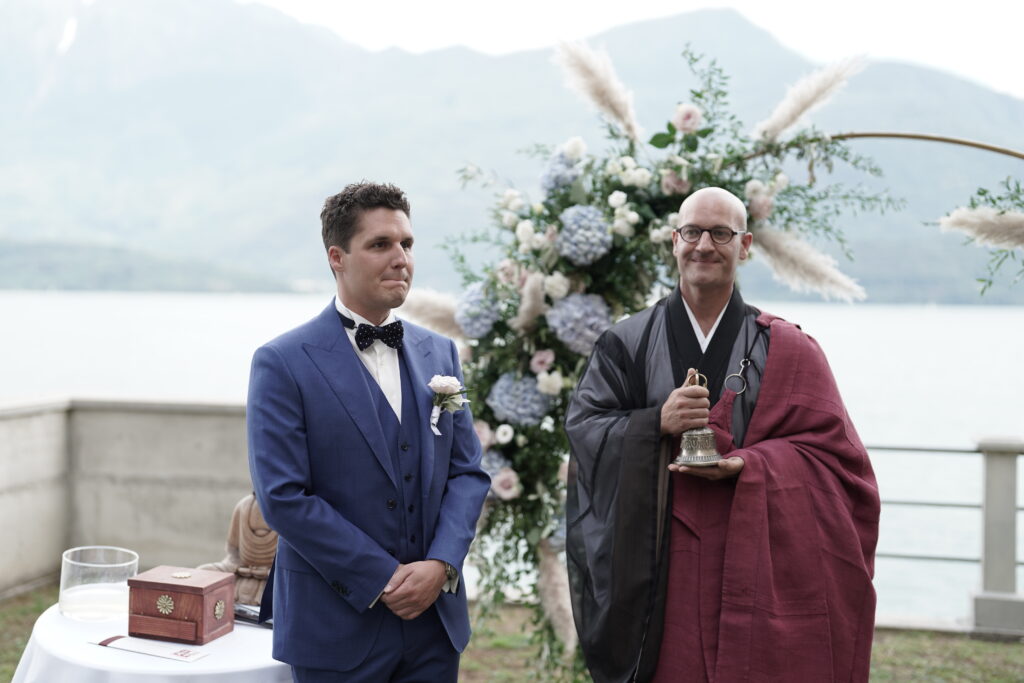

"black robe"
[564,287,768,683]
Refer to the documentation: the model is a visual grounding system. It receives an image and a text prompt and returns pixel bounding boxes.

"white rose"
[671,103,703,134]
[540,416,555,432]
[608,190,627,208]
[495,424,514,445]
[515,220,535,243]
[492,467,522,501]
[649,225,673,243]
[502,211,519,228]
[501,188,521,209]
[605,159,622,176]
[530,233,549,250]
[544,272,571,300]
[562,136,587,160]
[627,211,640,225]
[667,212,681,228]
[620,155,637,169]
[517,242,532,254]
[514,434,528,447]
[536,370,563,395]
[428,375,462,394]
[532,202,546,215]
[507,196,525,212]
[632,168,653,187]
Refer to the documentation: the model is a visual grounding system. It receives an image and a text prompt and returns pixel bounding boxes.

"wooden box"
[128,565,235,645]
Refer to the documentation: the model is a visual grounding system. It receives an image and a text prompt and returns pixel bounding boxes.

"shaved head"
[678,187,748,231]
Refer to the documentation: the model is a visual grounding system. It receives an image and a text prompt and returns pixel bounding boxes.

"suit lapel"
[303,307,397,488]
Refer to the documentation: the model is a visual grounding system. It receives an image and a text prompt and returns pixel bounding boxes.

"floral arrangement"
[441,44,1022,678]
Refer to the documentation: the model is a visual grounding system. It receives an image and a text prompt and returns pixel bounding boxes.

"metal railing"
[869,439,1024,635]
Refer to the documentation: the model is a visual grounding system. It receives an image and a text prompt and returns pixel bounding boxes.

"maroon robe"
[654,313,880,682]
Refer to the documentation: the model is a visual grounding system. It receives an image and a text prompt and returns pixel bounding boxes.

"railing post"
[973,437,1024,636]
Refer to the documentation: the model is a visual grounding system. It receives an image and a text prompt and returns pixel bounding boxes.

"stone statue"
[199,492,278,606]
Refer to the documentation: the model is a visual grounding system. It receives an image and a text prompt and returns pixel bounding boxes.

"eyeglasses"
[674,226,745,245]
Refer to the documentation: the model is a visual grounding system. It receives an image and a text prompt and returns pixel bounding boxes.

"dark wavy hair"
[320,181,410,253]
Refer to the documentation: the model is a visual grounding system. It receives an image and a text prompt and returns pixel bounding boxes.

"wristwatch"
[443,562,458,581]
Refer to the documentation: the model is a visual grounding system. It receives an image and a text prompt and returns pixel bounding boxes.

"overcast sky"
[239,0,1023,101]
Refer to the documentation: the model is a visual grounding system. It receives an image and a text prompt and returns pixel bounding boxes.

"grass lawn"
[4,585,1022,681]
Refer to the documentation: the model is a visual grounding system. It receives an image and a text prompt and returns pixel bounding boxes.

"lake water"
[2,290,1022,626]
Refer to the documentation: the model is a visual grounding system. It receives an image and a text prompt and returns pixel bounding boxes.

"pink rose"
[671,103,702,134]
[495,258,520,285]
[530,349,556,374]
[474,420,496,450]
[492,467,522,501]
[749,195,774,221]
[660,170,691,196]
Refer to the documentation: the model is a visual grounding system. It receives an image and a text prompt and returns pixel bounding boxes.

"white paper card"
[91,635,210,662]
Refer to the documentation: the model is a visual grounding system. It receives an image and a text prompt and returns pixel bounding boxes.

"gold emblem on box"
[214,599,226,620]
[156,594,175,615]
[171,571,192,579]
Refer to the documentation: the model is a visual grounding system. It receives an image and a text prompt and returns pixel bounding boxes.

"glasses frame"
[674,226,746,245]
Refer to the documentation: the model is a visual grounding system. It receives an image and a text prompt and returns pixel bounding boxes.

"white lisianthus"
[540,416,555,432]
[562,136,587,160]
[649,225,674,243]
[532,202,546,215]
[612,218,635,237]
[608,190,627,208]
[605,159,623,176]
[622,167,652,187]
[543,272,571,300]
[745,179,767,199]
[619,155,637,169]
[536,370,564,395]
[495,424,514,445]
[530,232,549,250]
[515,220,535,243]
[627,211,640,225]
[502,211,519,228]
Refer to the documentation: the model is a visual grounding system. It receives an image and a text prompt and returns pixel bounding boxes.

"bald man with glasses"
[565,187,880,682]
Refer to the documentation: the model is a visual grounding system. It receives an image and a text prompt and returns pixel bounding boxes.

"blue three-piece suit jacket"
[247,300,490,671]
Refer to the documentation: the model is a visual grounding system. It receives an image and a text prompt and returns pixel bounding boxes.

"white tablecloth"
[13,605,291,682]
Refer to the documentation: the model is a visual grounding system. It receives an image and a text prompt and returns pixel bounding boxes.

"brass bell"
[672,372,722,467]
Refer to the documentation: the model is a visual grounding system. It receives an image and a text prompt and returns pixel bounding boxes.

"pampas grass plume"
[753,226,866,302]
[753,56,864,142]
[396,288,463,340]
[939,206,1024,249]
[554,41,642,142]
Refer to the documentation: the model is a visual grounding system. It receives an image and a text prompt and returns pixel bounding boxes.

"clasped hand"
[380,560,447,620]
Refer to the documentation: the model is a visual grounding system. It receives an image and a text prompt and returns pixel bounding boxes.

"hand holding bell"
[672,371,723,467]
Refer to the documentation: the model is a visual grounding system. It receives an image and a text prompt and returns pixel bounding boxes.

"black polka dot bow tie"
[338,312,404,351]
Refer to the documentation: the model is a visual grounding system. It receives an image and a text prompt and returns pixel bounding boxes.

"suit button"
[386,499,396,510]
[408,504,415,512]
[400,443,410,451]
[404,473,413,482]
[387,549,396,557]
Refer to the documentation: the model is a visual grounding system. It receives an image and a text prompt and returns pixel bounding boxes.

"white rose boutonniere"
[428,375,469,436]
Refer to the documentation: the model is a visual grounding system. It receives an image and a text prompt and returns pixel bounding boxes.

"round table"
[13,605,291,682]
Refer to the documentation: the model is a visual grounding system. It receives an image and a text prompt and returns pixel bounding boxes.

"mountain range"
[2,0,1022,302]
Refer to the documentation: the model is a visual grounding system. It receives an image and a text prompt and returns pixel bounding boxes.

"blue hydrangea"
[545,293,612,355]
[540,151,581,193]
[486,373,551,426]
[557,205,612,266]
[455,281,501,338]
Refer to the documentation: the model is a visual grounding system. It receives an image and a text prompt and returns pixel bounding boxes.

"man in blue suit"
[247,181,490,681]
